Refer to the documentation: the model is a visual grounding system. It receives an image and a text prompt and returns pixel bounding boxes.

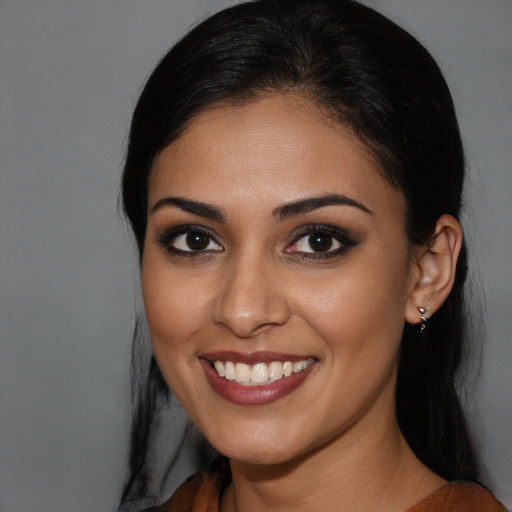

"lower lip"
[200,359,317,406]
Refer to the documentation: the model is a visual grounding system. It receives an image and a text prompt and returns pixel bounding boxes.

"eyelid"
[155,223,357,260]
[285,224,357,258]
[173,233,223,252]
[155,224,224,256]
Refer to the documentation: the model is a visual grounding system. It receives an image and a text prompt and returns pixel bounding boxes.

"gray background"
[0,1,510,511]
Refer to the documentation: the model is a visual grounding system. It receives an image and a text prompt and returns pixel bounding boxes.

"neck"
[221,401,444,512]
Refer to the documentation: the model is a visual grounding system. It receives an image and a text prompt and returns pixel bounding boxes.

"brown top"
[158,467,506,512]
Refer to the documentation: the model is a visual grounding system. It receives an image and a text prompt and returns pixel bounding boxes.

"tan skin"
[141,94,463,512]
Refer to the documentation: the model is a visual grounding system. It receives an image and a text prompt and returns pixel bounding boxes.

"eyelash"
[155,225,223,257]
[155,224,357,260]
[286,225,357,259]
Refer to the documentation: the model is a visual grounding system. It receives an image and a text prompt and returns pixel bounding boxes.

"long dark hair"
[120,0,478,505]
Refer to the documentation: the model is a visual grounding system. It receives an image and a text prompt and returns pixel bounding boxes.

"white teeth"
[212,359,314,385]
[214,361,225,377]
[225,361,235,381]
[251,363,269,384]
[234,362,251,383]
[293,361,309,373]
[269,361,284,381]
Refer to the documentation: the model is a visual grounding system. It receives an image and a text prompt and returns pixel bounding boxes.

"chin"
[208,423,329,468]
[221,447,299,467]
[206,428,303,466]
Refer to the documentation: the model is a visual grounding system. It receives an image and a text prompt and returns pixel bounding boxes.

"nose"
[212,253,291,338]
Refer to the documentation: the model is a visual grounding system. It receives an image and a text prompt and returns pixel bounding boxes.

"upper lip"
[200,351,317,364]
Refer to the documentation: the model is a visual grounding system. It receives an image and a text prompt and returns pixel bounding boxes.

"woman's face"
[142,94,416,465]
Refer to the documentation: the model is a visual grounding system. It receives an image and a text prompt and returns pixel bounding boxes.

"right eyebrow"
[150,196,226,223]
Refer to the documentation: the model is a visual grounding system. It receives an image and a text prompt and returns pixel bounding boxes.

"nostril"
[211,265,291,337]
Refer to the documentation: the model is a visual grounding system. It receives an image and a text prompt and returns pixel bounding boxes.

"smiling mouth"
[200,352,318,405]
[208,359,315,386]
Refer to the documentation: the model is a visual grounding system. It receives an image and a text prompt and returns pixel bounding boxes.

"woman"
[119,1,505,510]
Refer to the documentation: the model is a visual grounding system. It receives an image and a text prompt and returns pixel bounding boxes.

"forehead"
[149,93,404,220]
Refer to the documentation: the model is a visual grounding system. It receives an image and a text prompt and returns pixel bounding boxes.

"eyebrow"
[272,193,372,221]
[151,196,226,223]
[150,192,372,223]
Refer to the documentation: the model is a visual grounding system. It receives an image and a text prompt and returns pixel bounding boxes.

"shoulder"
[156,458,229,512]
[407,481,506,512]
[156,471,506,512]
[155,472,218,512]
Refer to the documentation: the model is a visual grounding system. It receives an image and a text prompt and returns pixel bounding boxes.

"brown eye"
[290,231,341,254]
[186,231,211,250]
[284,225,357,259]
[158,227,223,254]
[308,233,334,252]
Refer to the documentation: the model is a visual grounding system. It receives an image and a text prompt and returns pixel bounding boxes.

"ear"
[405,214,463,325]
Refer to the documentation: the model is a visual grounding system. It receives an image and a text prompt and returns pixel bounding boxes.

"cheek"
[143,260,205,337]
[141,260,210,406]
[141,258,212,379]
[294,255,410,356]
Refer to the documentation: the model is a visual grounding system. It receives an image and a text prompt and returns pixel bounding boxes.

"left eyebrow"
[273,193,372,221]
